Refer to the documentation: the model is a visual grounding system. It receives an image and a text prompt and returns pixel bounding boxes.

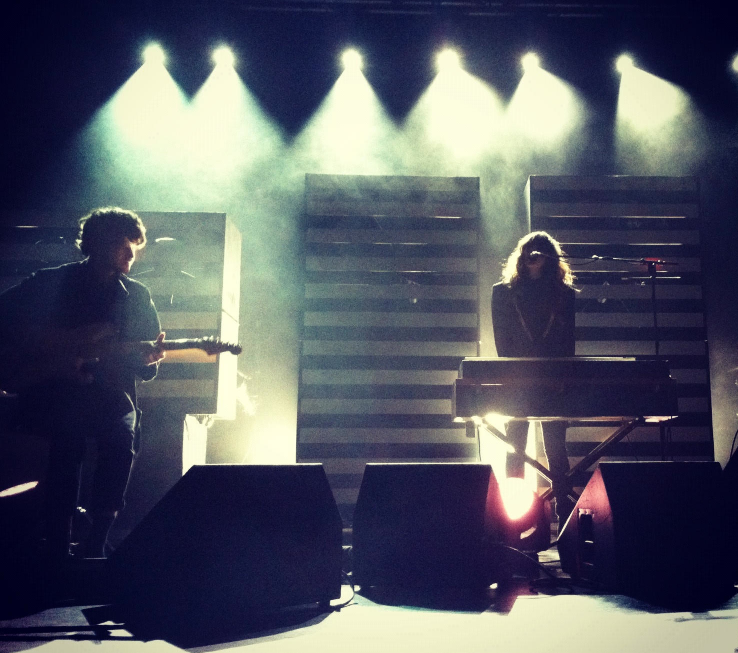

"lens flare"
[0,481,39,498]
[500,477,536,521]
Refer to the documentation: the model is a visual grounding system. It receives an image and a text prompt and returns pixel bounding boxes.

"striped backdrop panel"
[298,175,481,522]
[527,175,712,471]
[0,211,240,418]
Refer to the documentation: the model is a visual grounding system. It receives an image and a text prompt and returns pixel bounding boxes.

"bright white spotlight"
[499,477,536,521]
[437,48,461,73]
[521,52,540,73]
[213,46,235,68]
[731,54,738,74]
[143,43,166,66]
[616,54,635,74]
[341,49,363,71]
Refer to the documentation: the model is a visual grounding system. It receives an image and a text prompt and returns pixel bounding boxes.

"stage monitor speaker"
[352,463,504,589]
[557,461,732,605]
[108,464,343,623]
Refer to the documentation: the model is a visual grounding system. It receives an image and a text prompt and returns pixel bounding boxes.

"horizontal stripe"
[577,299,705,313]
[532,202,698,219]
[304,215,479,231]
[0,225,77,242]
[306,242,477,258]
[304,311,478,327]
[304,298,478,313]
[305,283,478,300]
[677,397,711,413]
[302,326,478,342]
[158,312,220,330]
[669,368,708,384]
[528,175,698,194]
[301,341,477,356]
[137,380,216,397]
[576,313,704,328]
[299,384,453,399]
[306,228,478,245]
[299,414,463,428]
[568,257,701,272]
[298,428,471,443]
[301,369,459,384]
[0,243,83,262]
[577,284,702,300]
[574,327,706,341]
[155,363,219,379]
[564,243,700,258]
[536,216,702,231]
[305,256,477,273]
[553,229,700,245]
[566,425,712,442]
[305,270,477,285]
[151,295,221,311]
[575,341,706,356]
[306,200,478,219]
[574,271,702,285]
[298,457,476,474]
[306,173,480,194]
[566,441,712,458]
[142,276,223,297]
[300,398,452,415]
[298,442,478,458]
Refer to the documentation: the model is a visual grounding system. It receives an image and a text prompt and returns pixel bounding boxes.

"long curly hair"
[501,231,575,288]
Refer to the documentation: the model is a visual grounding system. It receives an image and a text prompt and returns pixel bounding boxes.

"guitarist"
[0,207,165,560]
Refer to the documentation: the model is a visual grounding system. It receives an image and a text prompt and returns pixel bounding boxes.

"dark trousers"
[505,420,573,521]
[18,383,137,555]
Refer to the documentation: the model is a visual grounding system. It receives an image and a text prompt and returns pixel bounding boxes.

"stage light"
[521,52,540,72]
[616,54,635,74]
[213,46,235,68]
[0,481,38,498]
[731,54,738,73]
[143,43,166,66]
[436,48,461,73]
[500,477,535,521]
[341,48,363,71]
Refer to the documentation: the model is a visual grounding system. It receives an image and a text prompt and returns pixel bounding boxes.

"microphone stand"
[590,255,678,358]
[590,255,679,461]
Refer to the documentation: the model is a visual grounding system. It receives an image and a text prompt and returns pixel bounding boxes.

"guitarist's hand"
[139,332,167,366]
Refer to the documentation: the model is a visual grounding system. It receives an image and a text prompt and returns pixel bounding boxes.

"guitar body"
[0,325,242,394]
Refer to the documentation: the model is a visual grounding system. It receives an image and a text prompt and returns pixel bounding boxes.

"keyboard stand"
[477,415,647,504]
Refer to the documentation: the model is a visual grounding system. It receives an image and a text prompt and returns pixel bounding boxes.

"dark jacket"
[0,260,161,406]
[492,279,575,358]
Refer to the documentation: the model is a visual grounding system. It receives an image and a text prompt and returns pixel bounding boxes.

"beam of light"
[404,64,505,165]
[507,65,583,145]
[436,48,462,73]
[212,46,236,68]
[616,54,635,74]
[615,65,707,173]
[731,53,738,74]
[189,58,286,199]
[291,65,400,174]
[341,48,363,71]
[521,52,540,73]
[0,481,39,498]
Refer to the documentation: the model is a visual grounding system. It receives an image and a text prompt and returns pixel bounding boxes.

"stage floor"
[1,548,737,653]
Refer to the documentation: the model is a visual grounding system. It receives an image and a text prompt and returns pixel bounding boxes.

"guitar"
[142,337,242,356]
[0,327,242,393]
